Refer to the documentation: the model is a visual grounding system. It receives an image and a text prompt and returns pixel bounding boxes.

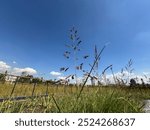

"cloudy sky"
[0,0,150,80]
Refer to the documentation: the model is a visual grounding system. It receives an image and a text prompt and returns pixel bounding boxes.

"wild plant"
[115,59,134,86]
[77,45,106,99]
[60,27,89,85]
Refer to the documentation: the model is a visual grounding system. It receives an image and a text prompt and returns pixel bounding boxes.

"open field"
[0,83,150,113]
[0,25,148,113]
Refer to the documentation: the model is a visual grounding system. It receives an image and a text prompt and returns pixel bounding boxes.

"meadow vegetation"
[0,82,149,113]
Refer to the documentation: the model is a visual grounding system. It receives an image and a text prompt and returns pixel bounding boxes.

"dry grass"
[0,82,150,113]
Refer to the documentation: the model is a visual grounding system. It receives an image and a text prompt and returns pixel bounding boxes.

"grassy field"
[0,83,150,113]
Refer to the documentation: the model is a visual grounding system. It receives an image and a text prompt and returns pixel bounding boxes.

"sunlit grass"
[0,83,150,113]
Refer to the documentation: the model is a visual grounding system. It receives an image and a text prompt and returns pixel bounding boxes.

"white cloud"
[0,61,37,75]
[0,61,11,72]
[57,76,66,80]
[104,71,150,85]
[12,67,37,75]
[13,61,17,64]
[143,72,150,75]
[54,71,150,85]
[50,71,62,76]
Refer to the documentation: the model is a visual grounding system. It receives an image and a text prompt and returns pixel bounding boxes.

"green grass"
[0,83,150,113]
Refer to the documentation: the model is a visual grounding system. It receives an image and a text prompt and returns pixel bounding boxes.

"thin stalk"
[45,83,49,95]
[52,94,61,112]
[77,45,106,99]
[10,77,19,98]
[32,83,36,97]
[74,49,78,86]
[110,67,117,85]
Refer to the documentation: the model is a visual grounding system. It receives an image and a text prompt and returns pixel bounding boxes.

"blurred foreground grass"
[0,83,150,113]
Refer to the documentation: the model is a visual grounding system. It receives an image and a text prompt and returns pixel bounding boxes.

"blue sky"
[0,0,150,80]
